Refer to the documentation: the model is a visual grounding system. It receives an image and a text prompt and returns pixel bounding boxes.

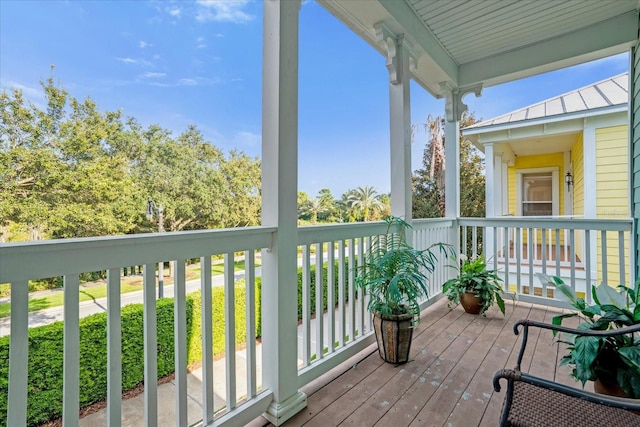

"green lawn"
[0,259,258,318]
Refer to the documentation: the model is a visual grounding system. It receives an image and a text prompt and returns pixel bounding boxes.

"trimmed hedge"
[297,259,351,319]
[0,260,346,426]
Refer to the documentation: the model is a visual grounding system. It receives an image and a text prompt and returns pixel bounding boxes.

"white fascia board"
[463,104,628,139]
[458,11,638,88]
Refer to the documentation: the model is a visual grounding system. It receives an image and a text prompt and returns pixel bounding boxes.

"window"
[516,168,559,216]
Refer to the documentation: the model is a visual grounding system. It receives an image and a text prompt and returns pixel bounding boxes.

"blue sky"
[0,0,630,199]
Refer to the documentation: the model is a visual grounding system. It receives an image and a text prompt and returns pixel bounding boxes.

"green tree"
[300,198,326,224]
[0,76,140,240]
[412,112,485,219]
[348,186,383,222]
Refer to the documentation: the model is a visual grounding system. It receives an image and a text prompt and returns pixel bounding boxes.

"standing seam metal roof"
[465,72,628,130]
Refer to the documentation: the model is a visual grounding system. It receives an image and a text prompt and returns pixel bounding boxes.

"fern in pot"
[442,255,508,316]
[355,216,452,364]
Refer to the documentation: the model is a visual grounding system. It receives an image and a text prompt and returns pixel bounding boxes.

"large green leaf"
[572,336,601,384]
[594,283,627,310]
[619,346,640,371]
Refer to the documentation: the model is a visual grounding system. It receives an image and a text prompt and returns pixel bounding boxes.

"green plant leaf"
[595,283,627,310]
[573,336,601,385]
[619,346,640,372]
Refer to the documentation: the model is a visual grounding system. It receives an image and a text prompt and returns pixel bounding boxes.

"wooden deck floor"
[276,298,587,427]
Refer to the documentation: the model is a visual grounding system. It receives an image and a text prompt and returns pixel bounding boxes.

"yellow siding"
[595,125,629,284]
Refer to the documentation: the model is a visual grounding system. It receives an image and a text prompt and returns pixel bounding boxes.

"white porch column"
[485,143,495,218]
[441,84,482,251]
[374,22,416,226]
[484,143,495,258]
[375,24,416,226]
[261,1,306,425]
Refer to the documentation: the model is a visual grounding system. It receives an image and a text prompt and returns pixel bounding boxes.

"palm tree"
[301,198,326,224]
[348,186,383,222]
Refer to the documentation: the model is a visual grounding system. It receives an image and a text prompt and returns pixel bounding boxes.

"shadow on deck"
[263,298,584,427]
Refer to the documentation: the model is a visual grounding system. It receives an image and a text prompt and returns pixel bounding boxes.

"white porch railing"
[0,227,278,427]
[0,216,633,426]
[295,219,456,388]
[457,217,634,307]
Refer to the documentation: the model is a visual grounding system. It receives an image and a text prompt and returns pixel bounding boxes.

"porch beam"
[261,0,307,425]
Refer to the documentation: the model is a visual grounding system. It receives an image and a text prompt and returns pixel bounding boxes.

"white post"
[484,143,495,258]
[380,28,413,225]
[441,83,482,253]
[261,1,306,425]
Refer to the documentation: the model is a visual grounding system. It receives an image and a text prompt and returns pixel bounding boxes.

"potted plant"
[442,255,507,316]
[538,273,640,398]
[355,216,452,364]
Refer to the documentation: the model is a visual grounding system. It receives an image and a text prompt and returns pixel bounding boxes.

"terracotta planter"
[594,378,628,398]
[373,310,414,364]
[459,291,483,314]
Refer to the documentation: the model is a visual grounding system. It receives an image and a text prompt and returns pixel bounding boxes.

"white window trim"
[515,167,559,216]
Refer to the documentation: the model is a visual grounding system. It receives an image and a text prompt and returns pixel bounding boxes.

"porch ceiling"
[319,0,638,97]
[495,132,578,158]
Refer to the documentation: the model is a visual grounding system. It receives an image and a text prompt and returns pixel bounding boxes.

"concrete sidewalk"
[79,346,265,426]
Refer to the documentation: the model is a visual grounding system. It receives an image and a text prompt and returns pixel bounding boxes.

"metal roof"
[465,72,629,130]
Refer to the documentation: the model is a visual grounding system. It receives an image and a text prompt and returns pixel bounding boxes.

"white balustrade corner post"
[261,0,307,425]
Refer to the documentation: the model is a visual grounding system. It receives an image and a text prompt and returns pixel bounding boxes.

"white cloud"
[168,7,181,17]
[147,76,221,88]
[138,41,152,48]
[140,72,166,79]
[116,57,153,67]
[197,36,207,49]
[116,57,137,64]
[195,0,254,23]
[232,131,261,149]
[178,78,198,86]
[4,81,45,100]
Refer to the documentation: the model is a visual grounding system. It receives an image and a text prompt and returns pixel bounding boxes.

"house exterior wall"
[596,125,631,284]
[632,36,640,281]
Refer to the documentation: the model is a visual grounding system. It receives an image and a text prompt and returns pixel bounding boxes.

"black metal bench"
[493,319,640,426]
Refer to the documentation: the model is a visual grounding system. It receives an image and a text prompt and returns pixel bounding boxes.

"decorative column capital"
[440,82,483,122]
[374,22,418,85]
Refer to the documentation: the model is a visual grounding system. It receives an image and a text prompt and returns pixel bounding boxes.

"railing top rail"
[412,218,457,229]
[0,226,277,283]
[297,221,390,245]
[457,217,633,232]
[297,218,456,246]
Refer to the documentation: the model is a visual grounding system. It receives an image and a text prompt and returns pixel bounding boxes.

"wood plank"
[341,306,471,426]
[445,302,533,427]
[277,300,589,427]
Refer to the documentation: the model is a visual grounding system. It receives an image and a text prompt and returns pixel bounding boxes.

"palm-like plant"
[301,198,326,224]
[348,186,383,221]
[355,216,452,323]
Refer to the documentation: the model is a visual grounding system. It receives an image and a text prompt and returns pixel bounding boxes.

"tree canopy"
[0,76,261,242]
[412,112,485,219]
